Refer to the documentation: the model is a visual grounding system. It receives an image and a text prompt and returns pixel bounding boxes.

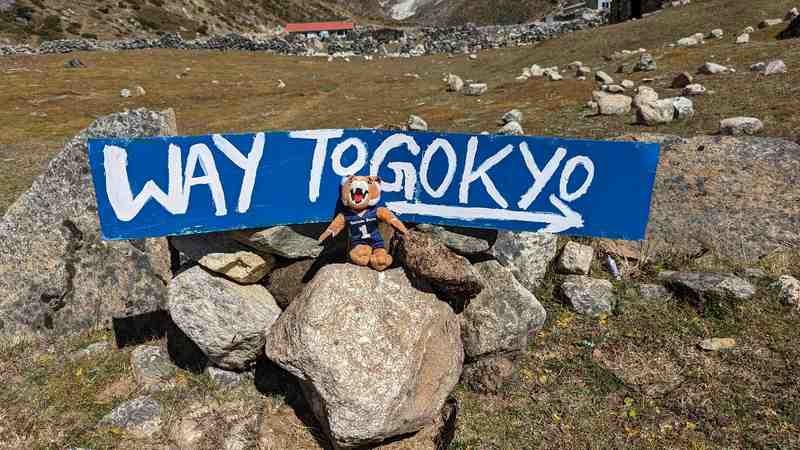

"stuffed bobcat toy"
[318,175,408,271]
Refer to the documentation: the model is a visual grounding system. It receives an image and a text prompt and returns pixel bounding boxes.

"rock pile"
[5,108,797,447]
[0,11,605,59]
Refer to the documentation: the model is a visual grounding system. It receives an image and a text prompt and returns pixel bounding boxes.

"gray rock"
[99,396,162,439]
[682,83,706,96]
[461,354,516,394]
[265,264,463,448]
[529,64,544,77]
[396,230,484,307]
[168,266,281,370]
[736,33,750,44]
[677,36,700,47]
[671,71,693,88]
[0,109,174,338]
[759,18,783,28]
[764,59,787,75]
[120,88,131,98]
[69,341,112,361]
[780,16,800,39]
[561,276,615,317]
[638,283,674,302]
[750,62,767,72]
[614,133,800,262]
[557,242,594,275]
[774,275,800,306]
[130,345,177,393]
[445,73,464,92]
[407,114,429,131]
[461,260,546,359]
[230,225,323,259]
[593,91,633,115]
[787,7,800,21]
[636,98,675,125]
[633,86,659,107]
[699,62,731,74]
[64,58,85,69]
[491,231,558,291]
[699,337,736,351]
[206,366,250,388]
[501,109,524,124]
[463,82,488,96]
[595,71,614,84]
[265,259,318,309]
[635,53,657,72]
[621,79,635,89]
[415,224,494,255]
[719,117,763,135]
[669,96,695,120]
[171,233,275,284]
[659,271,755,308]
[498,120,524,135]
[604,84,626,93]
[544,68,563,81]
[710,28,724,39]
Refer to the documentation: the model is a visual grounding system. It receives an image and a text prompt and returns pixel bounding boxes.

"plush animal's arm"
[318,213,346,243]
[377,207,408,235]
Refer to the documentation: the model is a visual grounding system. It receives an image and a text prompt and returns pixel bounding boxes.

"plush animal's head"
[341,175,381,211]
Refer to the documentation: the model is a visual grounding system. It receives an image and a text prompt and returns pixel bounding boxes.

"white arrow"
[386,194,584,234]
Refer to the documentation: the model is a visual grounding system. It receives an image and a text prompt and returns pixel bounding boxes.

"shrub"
[66,21,81,34]
[80,32,98,39]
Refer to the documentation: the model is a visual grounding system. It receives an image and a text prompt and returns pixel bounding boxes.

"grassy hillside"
[0,0,390,44]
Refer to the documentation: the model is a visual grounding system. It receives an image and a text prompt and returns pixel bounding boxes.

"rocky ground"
[1,0,799,449]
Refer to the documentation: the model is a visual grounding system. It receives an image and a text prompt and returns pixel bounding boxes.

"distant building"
[608,0,664,23]
[284,21,355,39]
[586,0,613,12]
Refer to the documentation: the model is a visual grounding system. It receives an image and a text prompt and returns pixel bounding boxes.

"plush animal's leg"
[370,248,393,271]
[350,245,373,267]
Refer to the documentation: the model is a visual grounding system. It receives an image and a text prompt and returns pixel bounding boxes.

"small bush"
[66,21,81,34]
[80,32,98,39]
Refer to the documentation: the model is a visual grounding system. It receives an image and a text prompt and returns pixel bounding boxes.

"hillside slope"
[0,0,388,43]
[0,0,561,44]
[385,0,559,25]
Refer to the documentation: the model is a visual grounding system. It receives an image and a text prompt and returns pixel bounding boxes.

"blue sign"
[87,129,660,241]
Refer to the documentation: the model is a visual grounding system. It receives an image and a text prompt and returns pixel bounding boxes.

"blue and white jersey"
[344,206,385,248]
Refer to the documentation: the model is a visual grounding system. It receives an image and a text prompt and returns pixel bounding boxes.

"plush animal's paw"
[350,245,373,267]
[370,248,393,272]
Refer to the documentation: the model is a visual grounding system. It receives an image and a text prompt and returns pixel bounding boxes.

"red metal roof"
[284,22,355,33]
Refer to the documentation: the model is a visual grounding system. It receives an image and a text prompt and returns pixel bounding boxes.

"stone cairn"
[2,108,784,448]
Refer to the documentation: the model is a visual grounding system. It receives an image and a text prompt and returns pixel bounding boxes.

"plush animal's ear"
[369,176,381,184]
[341,175,354,186]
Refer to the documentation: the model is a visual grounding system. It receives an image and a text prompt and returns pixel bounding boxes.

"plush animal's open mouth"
[350,188,366,204]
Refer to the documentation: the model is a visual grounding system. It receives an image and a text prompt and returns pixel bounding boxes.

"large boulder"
[0,109,175,338]
[779,15,800,39]
[461,260,547,359]
[491,231,558,291]
[396,230,484,308]
[265,264,463,448]
[614,134,800,261]
[169,265,281,370]
[171,233,275,284]
[593,91,632,115]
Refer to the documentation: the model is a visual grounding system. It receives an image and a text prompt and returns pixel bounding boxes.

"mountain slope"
[0,0,561,45]
[383,0,560,25]
[0,0,388,43]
